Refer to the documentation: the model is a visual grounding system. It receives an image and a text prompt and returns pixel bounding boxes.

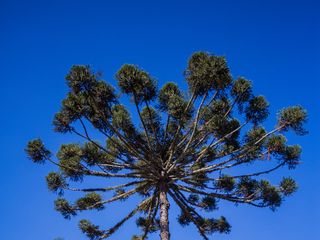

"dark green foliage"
[188,194,200,204]
[61,93,85,120]
[212,217,231,234]
[216,175,236,192]
[237,177,259,197]
[76,193,104,211]
[141,106,162,135]
[158,82,193,125]
[200,217,231,234]
[116,64,157,104]
[234,177,294,211]
[46,172,67,193]
[208,97,230,117]
[245,96,269,124]
[282,145,302,169]
[199,196,217,211]
[158,82,181,111]
[111,104,137,138]
[27,52,307,240]
[66,65,97,94]
[54,198,76,219]
[57,144,84,181]
[89,81,118,108]
[53,111,74,133]
[79,219,105,240]
[265,134,287,155]
[259,180,282,210]
[185,52,232,96]
[280,177,298,196]
[231,77,253,112]
[105,137,122,157]
[177,211,192,226]
[25,139,51,164]
[242,127,267,162]
[190,162,209,186]
[166,95,193,125]
[245,127,267,145]
[219,119,240,142]
[278,106,308,135]
[81,142,106,166]
[54,66,118,134]
[136,217,159,233]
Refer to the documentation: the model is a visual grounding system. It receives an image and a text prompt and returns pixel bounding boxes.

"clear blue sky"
[1,0,319,239]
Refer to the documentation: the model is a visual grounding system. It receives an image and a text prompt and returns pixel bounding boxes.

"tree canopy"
[26,52,307,240]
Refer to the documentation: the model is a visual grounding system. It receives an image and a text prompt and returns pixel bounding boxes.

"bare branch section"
[100,197,154,239]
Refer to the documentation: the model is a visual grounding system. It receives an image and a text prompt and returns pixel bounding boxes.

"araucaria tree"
[26,52,307,240]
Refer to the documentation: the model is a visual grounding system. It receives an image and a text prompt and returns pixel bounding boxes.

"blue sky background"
[1,0,319,239]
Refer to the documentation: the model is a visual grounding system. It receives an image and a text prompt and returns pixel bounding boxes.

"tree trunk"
[159,186,170,240]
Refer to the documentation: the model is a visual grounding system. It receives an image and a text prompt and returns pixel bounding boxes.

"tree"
[26,52,307,240]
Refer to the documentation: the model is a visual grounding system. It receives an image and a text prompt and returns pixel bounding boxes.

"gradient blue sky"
[1,0,319,239]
